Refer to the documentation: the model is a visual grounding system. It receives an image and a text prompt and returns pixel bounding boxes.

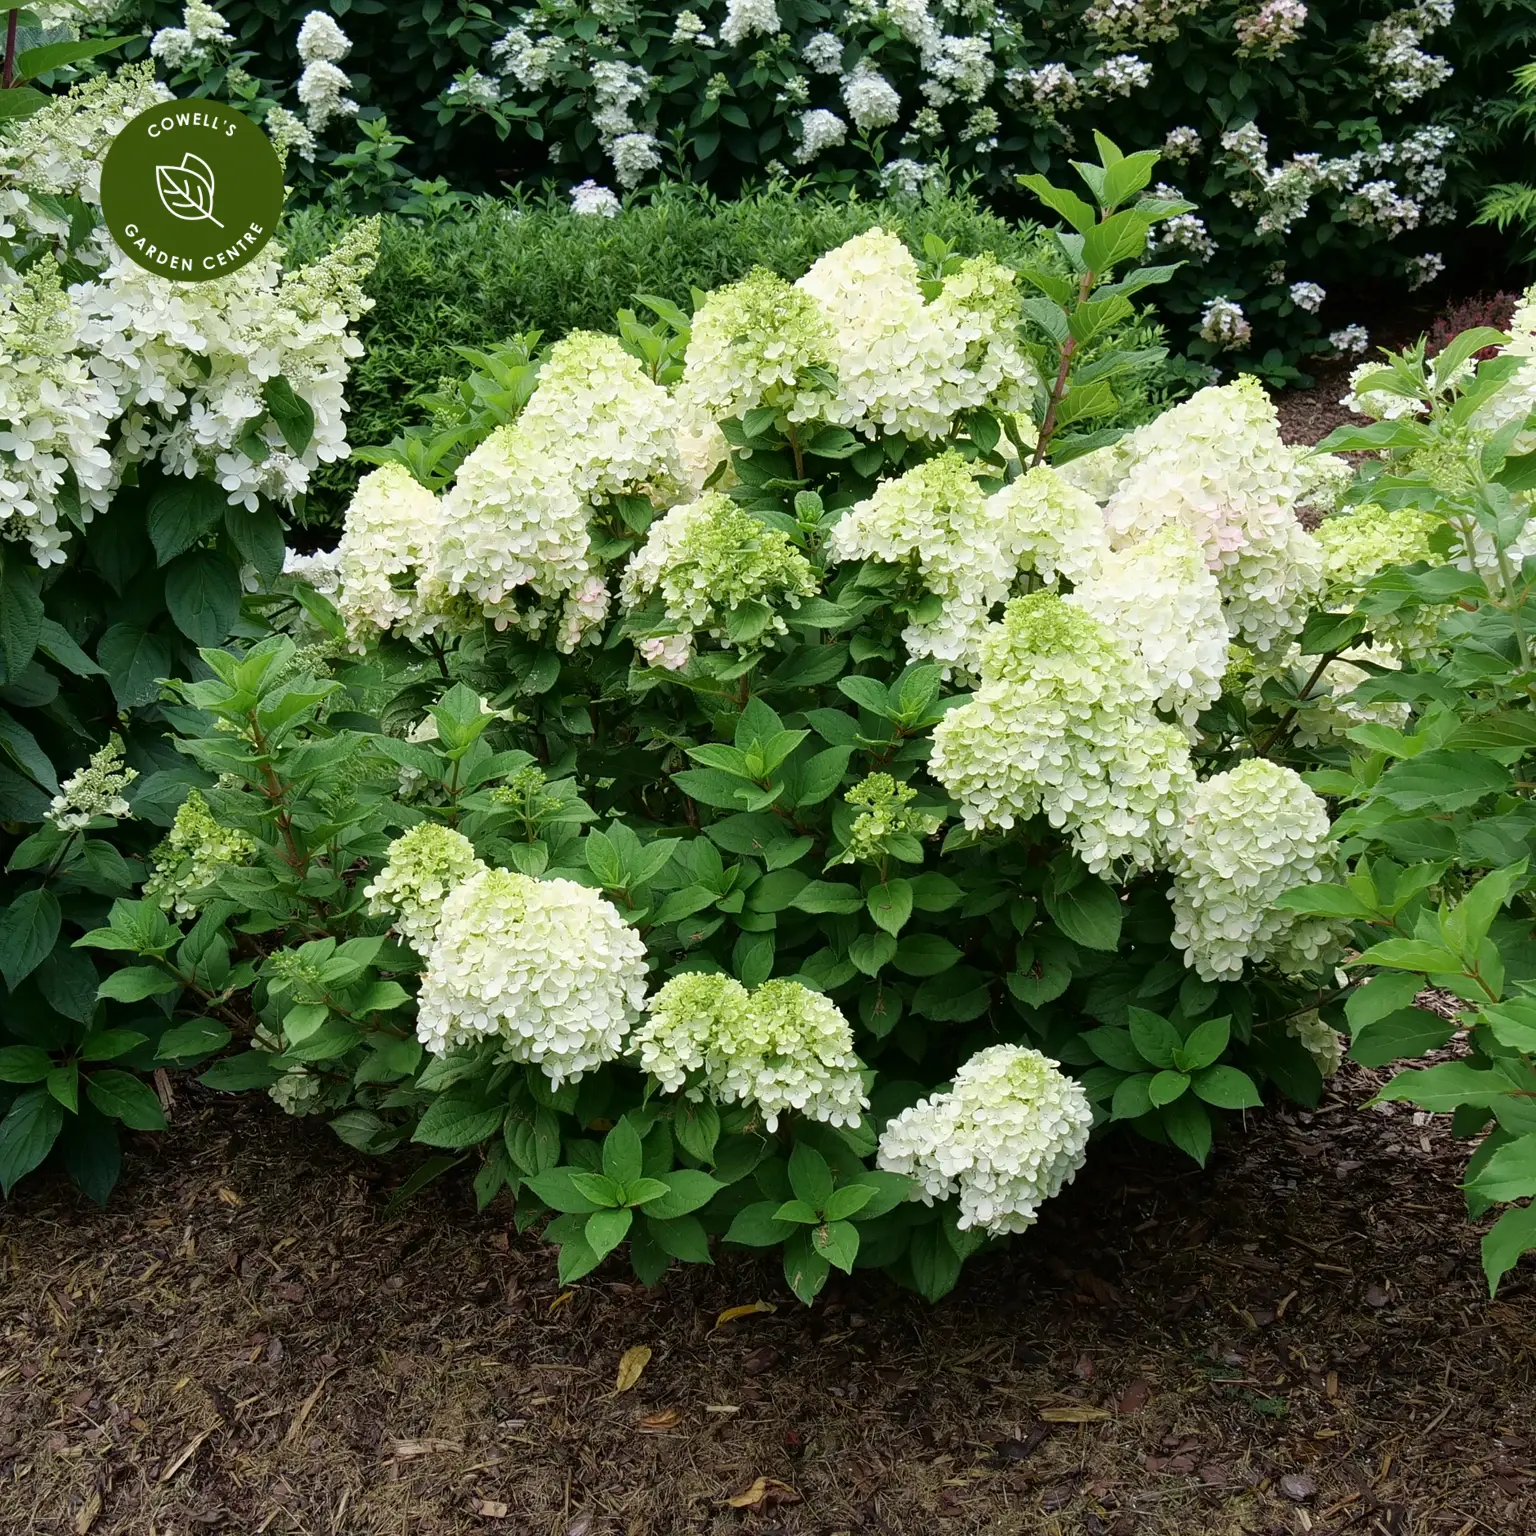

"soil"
[2,1061,1533,1536]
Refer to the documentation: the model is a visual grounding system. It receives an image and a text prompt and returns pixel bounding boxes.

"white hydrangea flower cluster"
[792,229,1040,441]
[672,11,715,46]
[842,58,901,132]
[1082,0,1199,45]
[1316,503,1446,657]
[365,822,485,952]
[796,107,848,161]
[1163,125,1202,161]
[1168,760,1340,981]
[1071,522,1228,726]
[876,1045,1093,1235]
[1198,296,1252,350]
[1367,0,1454,107]
[721,0,780,48]
[334,464,444,643]
[1289,280,1326,313]
[1091,53,1154,95]
[826,455,1106,673]
[45,736,137,832]
[570,179,622,216]
[1235,0,1308,57]
[423,332,679,646]
[1330,324,1372,356]
[150,0,236,71]
[296,10,358,133]
[1286,1011,1345,1077]
[1151,192,1217,262]
[281,545,341,593]
[632,973,868,1131]
[930,592,1196,875]
[1406,252,1445,289]
[0,261,119,564]
[803,31,844,72]
[1013,61,1081,119]
[415,867,648,1083]
[619,492,815,667]
[144,790,258,917]
[1099,377,1325,654]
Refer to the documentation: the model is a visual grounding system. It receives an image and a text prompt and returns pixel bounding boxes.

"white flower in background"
[1235,0,1308,57]
[1346,178,1421,235]
[1014,61,1081,118]
[367,824,486,952]
[1367,1,1454,106]
[678,268,836,423]
[841,59,901,133]
[1083,0,1198,44]
[881,158,937,198]
[620,491,816,656]
[143,790,257,917]
[802,31,844,73]
[1197,296,1251,350]
[1289,280,1326,313]
[610,131,662,188]
[281,545,341,593]
[925,35,995,105]
[1406,251,1444,288]
[1070,521,1229,726]
[1151,187,1216,261]
[297,59,357,132]
[1168,759,1341,981]
[720,0,780,48]
[877,1045,1093,1235]
[570,179,621,216]
[1330,324,1371,355]
[1316,503,1446,656]
[297,10,351,63]
[416,869,648,1084]
[265,105,318,163]
[444,70,502,110]
[559,570,615,652]
[46,736,136,831]
[671,10,715,45]
[335,464,443,643]
[1090,53,1153,96]
[492,25,562,90]
[1163,125,1202,161]
[1341,359,1426,420]
[795,107,847,162]
[633,974,868,1131]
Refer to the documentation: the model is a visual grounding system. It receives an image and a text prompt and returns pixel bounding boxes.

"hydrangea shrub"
[63,143,1385,1303]
[0,66,378,1203]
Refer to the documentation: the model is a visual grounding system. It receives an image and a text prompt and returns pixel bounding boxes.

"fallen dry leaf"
[725,1476,801,1510]
[73,1491,101,1535]
[388,1438,465,1460]
[639,1408,682,1431]
[216,1187,243,1207]
[711,1300,775,1333]
[1038,1406,1112,1423]
[1116,1378,1151,1415]
[615,1345,652,1393]
[472,1498,509,1518]
[548,1291,574,1315]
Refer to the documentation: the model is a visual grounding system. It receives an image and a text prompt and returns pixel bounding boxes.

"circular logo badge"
[100,99,285,282]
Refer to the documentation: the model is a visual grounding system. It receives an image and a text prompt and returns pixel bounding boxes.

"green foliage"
[281,187,1174,527]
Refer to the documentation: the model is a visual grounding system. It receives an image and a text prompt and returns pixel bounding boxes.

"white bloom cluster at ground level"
[877,1045,1093,1235]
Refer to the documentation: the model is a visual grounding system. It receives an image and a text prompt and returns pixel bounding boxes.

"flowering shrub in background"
[40,142,1387,1304]
[0,64,378,1203]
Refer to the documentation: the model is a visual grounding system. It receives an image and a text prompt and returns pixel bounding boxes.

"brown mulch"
[1273,358,1362,452]
[2,1064,1532,1536]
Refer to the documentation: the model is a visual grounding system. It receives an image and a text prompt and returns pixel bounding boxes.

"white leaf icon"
[154,152,224,228]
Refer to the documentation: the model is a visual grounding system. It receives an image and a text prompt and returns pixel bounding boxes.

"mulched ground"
[2,1060,1532,1536]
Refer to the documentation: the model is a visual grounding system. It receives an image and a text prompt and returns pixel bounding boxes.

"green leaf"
[165,550,242,647]
[15,34,137,77]
[848,930,897,976]
[1018,173,1097,233]
[1345,971,1426,1035]
[85,1070,167,1132]
[1044,877,1122,951]
[147,476,227,565]
[824,1182,876,1221]
[0,1089,63,1195]
[1354,939,1462,974]
[723,1200,798,1247]
[96,625,174,709]
[1373,1062,1511,1113]
[46,1063,78,1114]
[641,1168,722,1220]
[155,1018,232,1062]
[1127,1007,1180,1070]
[411,1092,505,1149]
[262,376,317,456]
[602,1116,645,1186]
[0,557,43,680]
[1349,1008,1455,1068]
[647,1213,712,1264]
[791,880,864,915]
[0,888,60,990]
[673,1098,720,1163]
[524,1166,606,1214]
[1160,1094,1212,1166]
[1178,1015,1230,1073]
[892,933,962,976]
[96,965,180,1004]
[788,1141,833,1209]
[200,1050,284,1091]
[0,87,48,122]
[36,618,104,678]
[79,1029,149,1062]
[907,1222,962,1302]
[1191,1065,1262,1110]
[792,745,852,807]
[585,1205,634,1261]
[0,1045,54,1084]
[59,1105,121,1207]
[1148,1069,1190,1107]
[1482,1202,1536,1295]
[1377,751,1512,813]
[867,878,913,937]
[783,1227,832,1304]
[812,1218,860,1273]
[1467,1133,1536,1204]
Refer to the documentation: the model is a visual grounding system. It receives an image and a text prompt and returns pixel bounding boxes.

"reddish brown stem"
[3,10,18,91]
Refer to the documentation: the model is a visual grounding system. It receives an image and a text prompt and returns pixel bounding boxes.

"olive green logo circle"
[99,99,284,282]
